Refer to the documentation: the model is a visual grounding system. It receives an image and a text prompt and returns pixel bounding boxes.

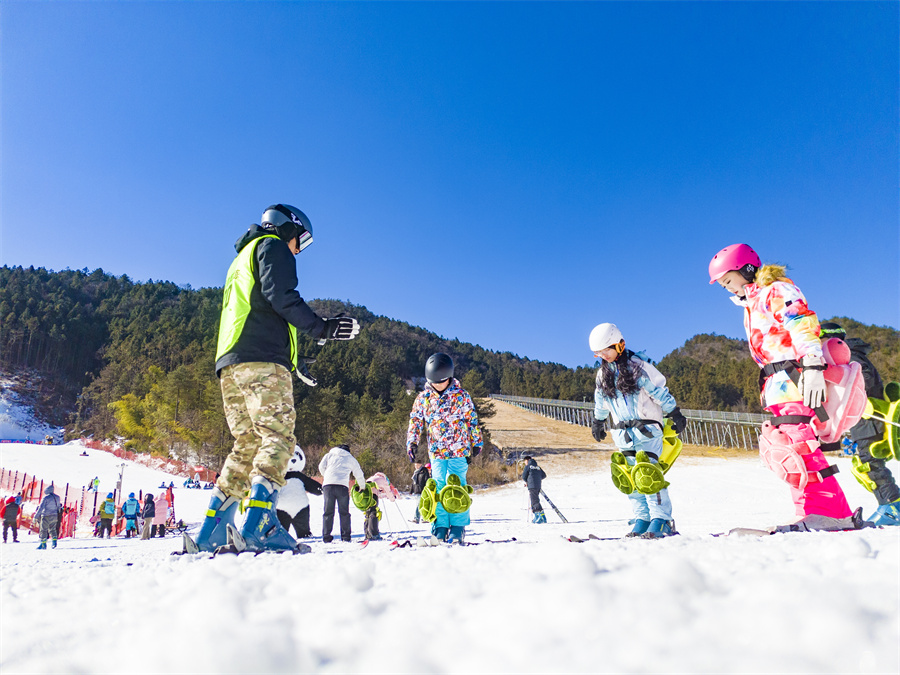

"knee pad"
[438,474,473,514]
[417,478,438,523]
[759,421,836,490]
[849,456,877,493]
[610,453,635,494]
[610,451,669,495]
[632,451,670,494]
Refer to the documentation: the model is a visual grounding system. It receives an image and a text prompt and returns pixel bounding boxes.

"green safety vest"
[215,234,298,370]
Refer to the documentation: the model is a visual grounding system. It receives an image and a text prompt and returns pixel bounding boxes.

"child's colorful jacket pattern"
[731,277,823,407]
[407,379,483,460]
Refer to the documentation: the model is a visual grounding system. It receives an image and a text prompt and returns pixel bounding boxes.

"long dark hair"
[596,350,642,399]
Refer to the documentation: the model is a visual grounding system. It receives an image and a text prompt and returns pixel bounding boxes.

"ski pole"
[540,488,568,523]
[863,400,900,429]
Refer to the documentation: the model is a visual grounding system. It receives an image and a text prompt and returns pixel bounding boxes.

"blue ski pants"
[623,436,673,522]
[431,457,470,531]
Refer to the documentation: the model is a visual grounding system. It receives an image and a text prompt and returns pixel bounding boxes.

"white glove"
[296,357,317,387]
[799,355,827,409]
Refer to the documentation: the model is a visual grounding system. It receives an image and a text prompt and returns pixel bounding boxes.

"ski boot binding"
[625,519,650,537]
[187,487,240,553]
[641,518,675,539]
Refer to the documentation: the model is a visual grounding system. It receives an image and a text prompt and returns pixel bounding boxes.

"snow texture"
[0,378,62,443]
[1,441,898,674]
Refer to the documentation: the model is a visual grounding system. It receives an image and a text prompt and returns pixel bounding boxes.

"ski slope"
[1,440,898,674]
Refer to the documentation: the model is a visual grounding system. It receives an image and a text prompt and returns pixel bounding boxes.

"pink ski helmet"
[708,243,761,284]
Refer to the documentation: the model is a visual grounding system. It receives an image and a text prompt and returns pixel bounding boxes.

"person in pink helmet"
[708,243,861,532]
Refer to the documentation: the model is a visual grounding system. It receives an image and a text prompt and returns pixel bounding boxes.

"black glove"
[407,443,417,463]
[666,407,687,434]
[321,315,360,341]
[466,455,473,465]
[591,418,607,442]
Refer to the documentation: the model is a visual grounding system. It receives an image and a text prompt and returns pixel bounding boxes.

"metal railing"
[491,394,769,450]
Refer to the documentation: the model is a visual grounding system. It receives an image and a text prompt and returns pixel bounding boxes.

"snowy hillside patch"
[1,441,898,674]
[0,376,62,443]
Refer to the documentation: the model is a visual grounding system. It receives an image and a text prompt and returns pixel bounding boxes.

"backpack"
[103,500,115,515]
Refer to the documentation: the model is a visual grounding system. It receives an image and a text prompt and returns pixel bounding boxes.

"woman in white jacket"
[318,445,366,542]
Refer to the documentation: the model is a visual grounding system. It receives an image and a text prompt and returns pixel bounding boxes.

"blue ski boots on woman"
[237,476,298,552]
[868,499,900,526]
[641,518,675,539]
[190,487,240,552]
[532,510,547,524]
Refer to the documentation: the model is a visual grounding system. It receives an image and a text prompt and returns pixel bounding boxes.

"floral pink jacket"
[732,278,823,408]
[732,278,823,366]
[407,379,484,460]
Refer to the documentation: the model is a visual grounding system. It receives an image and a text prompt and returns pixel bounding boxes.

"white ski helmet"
[589,323,624,352]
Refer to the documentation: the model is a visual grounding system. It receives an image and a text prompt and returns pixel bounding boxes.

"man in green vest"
[187,203,359,553]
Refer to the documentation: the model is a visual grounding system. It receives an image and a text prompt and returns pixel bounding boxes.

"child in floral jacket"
[407,353,483,544]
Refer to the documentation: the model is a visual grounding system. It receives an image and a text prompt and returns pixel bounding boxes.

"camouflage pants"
[217,362,296,498]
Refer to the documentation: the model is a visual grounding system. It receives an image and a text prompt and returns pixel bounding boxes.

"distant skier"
[191,203,360,553]
[590,323,686,538]
[521,456,547,523]
[98,493,116,538]
[318,444,366,542]
[34,485,62,549]
[2,496,20,543]
[407,353,483,544]
[122,493,141,538]
[819,322,900,526]
[140,494,155,540]
[708,244,858,531]
[153,493,168,537]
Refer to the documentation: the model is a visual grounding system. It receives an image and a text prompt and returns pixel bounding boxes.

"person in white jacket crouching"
[318,444,366,542]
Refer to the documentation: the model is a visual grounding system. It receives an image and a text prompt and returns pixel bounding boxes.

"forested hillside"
[2,265,897,485]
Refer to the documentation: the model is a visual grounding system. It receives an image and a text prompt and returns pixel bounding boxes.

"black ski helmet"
[819,322,847,340]
[260,204,313,251]
[425,353,454,383]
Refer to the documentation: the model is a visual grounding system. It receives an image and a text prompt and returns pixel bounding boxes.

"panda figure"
[276,446,323,538]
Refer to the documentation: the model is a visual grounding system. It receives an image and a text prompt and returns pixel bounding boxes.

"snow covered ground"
[0,377,62,443]
[1,440,898,674]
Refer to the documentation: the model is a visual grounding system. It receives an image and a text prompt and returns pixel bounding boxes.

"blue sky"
[2,1,897,369]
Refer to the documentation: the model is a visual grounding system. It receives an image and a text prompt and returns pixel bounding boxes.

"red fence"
[0,467,177,539]
[80,439,217,483]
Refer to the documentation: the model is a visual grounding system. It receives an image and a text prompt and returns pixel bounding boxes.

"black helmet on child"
[425,353,454,383]
[819,322,847,340]
[260,204,313,251]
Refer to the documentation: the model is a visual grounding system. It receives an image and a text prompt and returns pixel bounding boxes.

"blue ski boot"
[191,488,240,552]
[868,499,900,526]
[238,476,298,552]
[37,539,47,550]
[431,526,449,545]
[625,519,650,537]
[641,518,674,539]
[532,510,547,524]
[446,526,466,545]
